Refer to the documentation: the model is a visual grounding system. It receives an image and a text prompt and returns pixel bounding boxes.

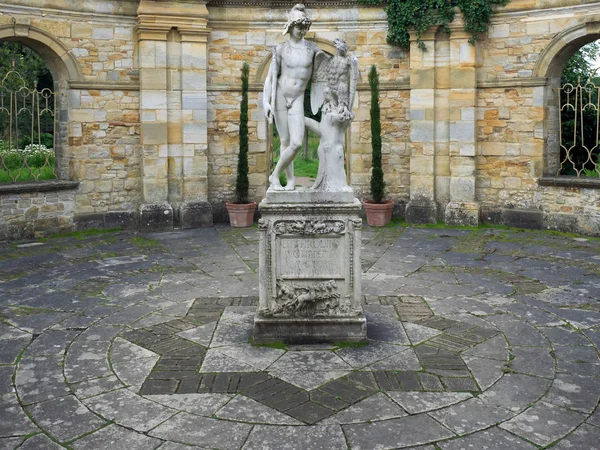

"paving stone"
[320,393,407,424]
[149,412,252,449]
[366,316,411,344]
[403,322,443,345]
[145,393,232,416]
[343,413,455,448]
[243,425,347,450]
[463,356,504,390]
[139,379,179,395]
[0,324,31,340]
[27,395,106,442]
[548,307,600,329]
[491,320,550,347]
[511,346,555,378]
[82,388,176,432]
[0,394,39,437]
[417,372,444,391]
[64,340,112,382]
[18,433,63,449]
[268,351,351,390]
[16,355,70,404]
[23,329,78,356]
[387,392,472,414]
[500,401,587,446]
[544,373,600,413]
[200,349,257,373]
[217,343,285,370]
[216,394,302,424]
[285,401,335,424]
[112,356,159,387]
[70,375,124,399]
[554,345,600,376]
[0,337,30,364]
[209,320,253,347]
[0,366,13,395]
[8,312,72,333]
[335,341,405,368]
[441,377,478,391]
[437,426,538,450]
[430,397,514,434]
[539,326,593,347]
[71,423,162,450]
[482,373,551,412]
[551,423,600,449]
[177,321,217,347]
[0,437,24,449]
[367,348,422,371]
[110,337,159,363]
[587,407,600,428]
[220,306,256,324]
[309,389,349,411]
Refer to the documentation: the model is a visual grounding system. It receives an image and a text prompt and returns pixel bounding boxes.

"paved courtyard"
[0,224,599,449]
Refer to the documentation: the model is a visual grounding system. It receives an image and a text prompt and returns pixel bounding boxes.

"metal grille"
[559,78,600,177]
[0,60,56,182]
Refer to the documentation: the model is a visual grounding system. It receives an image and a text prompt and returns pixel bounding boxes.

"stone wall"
[0,0,599,237]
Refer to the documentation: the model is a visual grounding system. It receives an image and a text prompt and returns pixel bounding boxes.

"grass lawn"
[273,130,320,179]
[0,166,56,183]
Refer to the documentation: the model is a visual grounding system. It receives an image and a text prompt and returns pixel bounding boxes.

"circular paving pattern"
[0,226,599,449]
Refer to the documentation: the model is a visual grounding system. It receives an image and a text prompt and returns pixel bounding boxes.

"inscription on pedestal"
[278,237,344,279]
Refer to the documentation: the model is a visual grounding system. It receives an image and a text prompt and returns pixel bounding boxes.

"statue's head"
[334,38,348,54]
[283,4,312,36]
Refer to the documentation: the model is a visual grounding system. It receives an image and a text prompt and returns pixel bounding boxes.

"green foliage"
[369,66,385,203]
[0,42,51,89]
[235,62,250,204]
[360,0,510,50]
[0,43,54,144]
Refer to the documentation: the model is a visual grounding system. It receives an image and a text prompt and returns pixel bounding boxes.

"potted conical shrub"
[226,62,257,227]
[364,65,394,226]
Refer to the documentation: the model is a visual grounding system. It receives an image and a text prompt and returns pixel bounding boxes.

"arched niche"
[534,18,600,176]
[0,23,83,180]
[254,37,337,83]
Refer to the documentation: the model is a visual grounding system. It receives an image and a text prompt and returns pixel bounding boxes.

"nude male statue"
[263,4,322,191]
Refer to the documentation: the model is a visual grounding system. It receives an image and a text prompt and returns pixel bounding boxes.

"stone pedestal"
[254,193,366,344]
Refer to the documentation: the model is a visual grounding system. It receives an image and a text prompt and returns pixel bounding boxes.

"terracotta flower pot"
[364,200,394,227]
[225,201,257,227]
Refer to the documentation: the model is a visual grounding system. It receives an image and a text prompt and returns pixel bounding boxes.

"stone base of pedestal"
[253,315,367,344]
[254,197,366,344]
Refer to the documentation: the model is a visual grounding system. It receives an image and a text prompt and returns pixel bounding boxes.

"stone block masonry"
[0,0,599,237]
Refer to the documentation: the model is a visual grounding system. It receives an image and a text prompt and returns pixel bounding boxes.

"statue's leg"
[270,98,304,191]
[280,101,305,191]
[269,93,290,190]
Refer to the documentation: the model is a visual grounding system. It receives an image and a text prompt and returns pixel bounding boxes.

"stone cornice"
[207,0,361,7]
[478,77,550,88]
[68,80,140,91]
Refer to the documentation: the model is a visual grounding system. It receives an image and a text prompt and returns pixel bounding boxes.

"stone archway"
[0,23,83,180]
[534,18,600,176]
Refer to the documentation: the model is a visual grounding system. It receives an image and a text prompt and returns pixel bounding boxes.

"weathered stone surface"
[343,414,455,448]
[243,425,347,450]
[500,401,586,446]
[149,413,252,449]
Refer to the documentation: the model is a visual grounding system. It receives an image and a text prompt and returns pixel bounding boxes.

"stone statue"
[263,5,359,193]
[307,38,358,192]
[263,4,322,191]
